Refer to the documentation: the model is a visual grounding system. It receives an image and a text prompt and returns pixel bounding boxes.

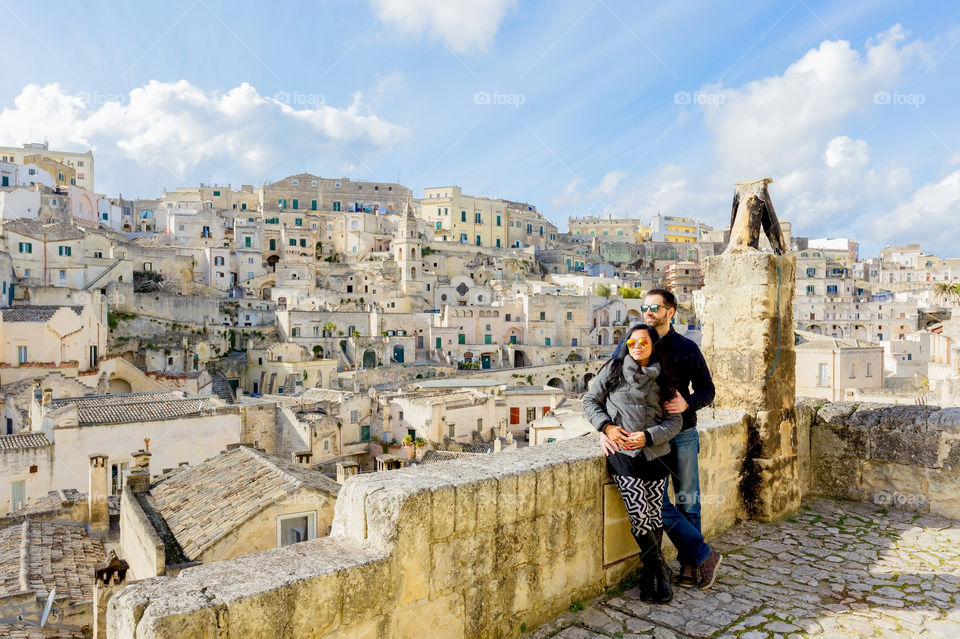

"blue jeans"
[661,428,711,565]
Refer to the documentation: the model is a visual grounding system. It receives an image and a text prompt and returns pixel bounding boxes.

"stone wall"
[108,414,749,638]
[799,398,960,519]
[118,487,165,581]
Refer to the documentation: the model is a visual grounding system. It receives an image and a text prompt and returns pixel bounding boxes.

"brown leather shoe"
[697,550,723,590]
[678,563,697,588]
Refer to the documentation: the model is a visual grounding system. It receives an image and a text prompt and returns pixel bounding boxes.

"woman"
[583,323,682,603]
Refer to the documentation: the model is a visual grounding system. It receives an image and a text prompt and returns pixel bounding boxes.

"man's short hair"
[645,288,677,308]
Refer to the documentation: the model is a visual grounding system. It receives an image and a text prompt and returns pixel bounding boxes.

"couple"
[584,289,721,604]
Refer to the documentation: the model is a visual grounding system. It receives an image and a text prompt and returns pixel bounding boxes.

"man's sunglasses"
[641,304,668,313]
[626,338,650,349]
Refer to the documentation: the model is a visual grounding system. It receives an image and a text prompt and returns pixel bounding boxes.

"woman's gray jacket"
[583,357,682,461]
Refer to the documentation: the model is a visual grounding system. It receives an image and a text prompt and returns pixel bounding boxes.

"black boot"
[634,531,672,603]
[640,531,673,604]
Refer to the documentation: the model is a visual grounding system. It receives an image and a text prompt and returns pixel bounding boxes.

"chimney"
[88,454,109,536]
[42,388,53,405]
[126,468,150,494]
[144,437,150,452]
[130,449,151,476]
[336,461,359,484]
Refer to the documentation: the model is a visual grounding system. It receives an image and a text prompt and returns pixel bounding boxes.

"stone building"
[119,445,340,579]
[0,142,94,191]
[794,330,884,401]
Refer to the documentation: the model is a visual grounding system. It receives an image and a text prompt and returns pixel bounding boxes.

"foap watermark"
[78,91,128,107]
[273,91,326,108]
[871,490,927,510]
[474,90,526,109]
[674,90,725,106]
[874,91,925,108]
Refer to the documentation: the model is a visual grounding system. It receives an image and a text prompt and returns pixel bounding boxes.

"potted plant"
[414,437,427,449]
[402,434,414,446]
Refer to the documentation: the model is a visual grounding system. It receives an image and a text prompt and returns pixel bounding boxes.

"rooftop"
[3,489,84,521]
[0,520,104,603]
[150,446,340,560]
[0,432,51,451]
[0,306,83,323]
[47,392,221,425]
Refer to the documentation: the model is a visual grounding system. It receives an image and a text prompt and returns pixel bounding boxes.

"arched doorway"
[363,349,377,368]
[392,345,404,363]
[583,372,595,389]
[513,350,526,367]
[806,325,822,335]
[266,255,280,272]
[109,375,132,394]
[565,352,582,362]
[546,377,565,391]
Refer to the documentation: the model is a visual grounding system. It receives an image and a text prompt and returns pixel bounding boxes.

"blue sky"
[1,0,959,257]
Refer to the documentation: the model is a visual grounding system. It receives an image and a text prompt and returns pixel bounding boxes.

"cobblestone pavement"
[530,499,960,639]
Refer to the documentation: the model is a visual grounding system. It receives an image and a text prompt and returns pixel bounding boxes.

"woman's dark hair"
[600,323,677,402]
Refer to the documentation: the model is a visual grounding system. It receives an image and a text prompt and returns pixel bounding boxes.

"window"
[818,363,829,387]
[292,327,300,337]
[18,242,32,254]
[461,211,467,222]
[476,235,481,246]
[572,338,578,347]
[202,226,211,238]
[11,481,25,512]
[526,407,536,422]
[59,269,65,280]
[245,236,252,247]
[292,200,299,210]
[849,363,856,378]
[485,334,492,344]
[333,201,341,212]
[111,462,128,495]
[289,239,296,246]
[545,337,551,346]
[475,213,482,224]
[214,256,224,266]
[539,311,546,321]
[58,245,71,256]
[17,346,27,364]
[360,424,371,441]
[866,362,872,377]
[277,511,316,547]
[295,218,302,226]
[241,202,247,210]
[311,200,318,211]
[806,285,815,295]
[496,238,501,248]
[827,285,838,295]
[566,312,572,321]
[436,221,442,230]
[449,424,456,438]
[458,334,466,344]
[300,239,307,247]
[350,410,360,423]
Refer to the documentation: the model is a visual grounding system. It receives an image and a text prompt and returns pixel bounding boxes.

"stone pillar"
[701,249,800,520]
[88,454,109,537]
[131,449,151,475]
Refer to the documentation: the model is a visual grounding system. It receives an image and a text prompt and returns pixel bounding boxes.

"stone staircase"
[210,371,235,403]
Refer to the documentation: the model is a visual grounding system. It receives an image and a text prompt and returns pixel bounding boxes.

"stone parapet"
[799,399,960,519]
[108,414,748,638]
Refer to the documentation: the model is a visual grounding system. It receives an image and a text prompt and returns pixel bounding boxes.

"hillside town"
[0,142,959,635]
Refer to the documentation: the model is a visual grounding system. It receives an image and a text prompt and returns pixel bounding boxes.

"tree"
[933,283,960,306]
[594,283,611,298]
[618,286,643,299]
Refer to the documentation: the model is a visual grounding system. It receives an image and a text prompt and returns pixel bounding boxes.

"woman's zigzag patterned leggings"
[612,474,665,537]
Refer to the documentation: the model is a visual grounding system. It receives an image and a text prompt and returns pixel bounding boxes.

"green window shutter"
[485,335,492,344]
[496,215,501,226]
[545,338,551,346]
[292,199,299,210]
[269,239,276,250]
[458,334,465,345]
[213,190,220,196]
[361,425,371,441]
[289,239,296,246]
[245,237,251,247]
[311,200,317,211]
[436,337,442,349]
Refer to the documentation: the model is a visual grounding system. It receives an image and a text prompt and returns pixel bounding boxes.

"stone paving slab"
[529,498,960,638]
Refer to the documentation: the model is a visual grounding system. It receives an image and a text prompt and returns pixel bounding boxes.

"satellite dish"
[40,587,56,627]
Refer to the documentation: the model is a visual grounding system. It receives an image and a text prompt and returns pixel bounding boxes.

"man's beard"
[645,314,669,329]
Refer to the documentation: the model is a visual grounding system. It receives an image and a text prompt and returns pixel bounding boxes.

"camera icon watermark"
[474,90,526,109]
[674,91,725,106]
[79,91,127,107]
[273,91,326,108]
[873,91,925,108]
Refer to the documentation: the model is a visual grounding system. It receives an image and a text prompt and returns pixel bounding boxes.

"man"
[601,288,721,589]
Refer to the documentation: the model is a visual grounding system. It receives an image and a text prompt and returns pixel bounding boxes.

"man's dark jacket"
[658,326,715,431]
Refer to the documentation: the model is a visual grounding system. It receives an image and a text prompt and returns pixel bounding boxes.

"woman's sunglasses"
[626,338,650,349]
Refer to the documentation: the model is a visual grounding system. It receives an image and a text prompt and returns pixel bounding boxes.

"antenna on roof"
[40,588,56,627]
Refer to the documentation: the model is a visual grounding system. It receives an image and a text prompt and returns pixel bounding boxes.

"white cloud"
[0,81,406,195]
[824,136,870,168]
[369,0,516,53]
[596,169,626,197]
[702,25,919,179]
[874,170,960,242]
